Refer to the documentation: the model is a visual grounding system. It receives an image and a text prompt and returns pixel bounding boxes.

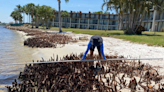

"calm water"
[0,25,40,91]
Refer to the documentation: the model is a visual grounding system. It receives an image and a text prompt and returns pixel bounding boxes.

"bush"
[160,28,164,32]
[23,24,29,27]
[134,25,145,35]
[48,25,52,29]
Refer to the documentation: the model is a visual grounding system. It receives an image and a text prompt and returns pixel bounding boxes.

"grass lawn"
[41,26,164,47]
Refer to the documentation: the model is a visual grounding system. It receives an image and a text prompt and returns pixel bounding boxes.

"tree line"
[10,0,69,31]
[10,3,56,29]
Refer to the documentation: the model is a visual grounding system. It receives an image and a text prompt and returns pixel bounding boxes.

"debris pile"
[6,54,164,92]
[24,34,76,48]
[5,26,78,48]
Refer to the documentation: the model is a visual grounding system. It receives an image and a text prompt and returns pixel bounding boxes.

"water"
[0,25,40,91]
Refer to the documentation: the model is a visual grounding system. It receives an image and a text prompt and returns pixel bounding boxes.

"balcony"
[80,19,88,24]
[71,19,79,23]
[89,25,97,29]
[100,15,108,19]
[81,14,89,18]
[80,25,88,29]
[90,14,98,19]
[90,20,98,24]
[72,14,79,18]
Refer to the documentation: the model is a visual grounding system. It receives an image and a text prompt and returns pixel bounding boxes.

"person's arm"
[82,41,91,59]
[100,43,106,59]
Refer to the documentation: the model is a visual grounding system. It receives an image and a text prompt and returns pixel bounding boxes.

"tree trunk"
[134,11,145,33]
[31,12,33,29]
[35,16,38,28]
[58,0,62,32]
[46,19,48,29]
[32,15,33,28]
[65,17,66,28]
[24,13,25,23]
[29,14,30,23]
[27,14,28,24]
[37,17,40,28]
[151,9,157,32]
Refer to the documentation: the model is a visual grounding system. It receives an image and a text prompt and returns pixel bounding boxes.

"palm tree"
[58,0,69,33]
[16,5,24,23]
[10,10,23,23]
[26,3,35,28]
[34,5,41,28]
[44,6,55,29]
[61,10,69,28]
[102,0,152,34]
[22,6,26,23]
[38,5,47,29]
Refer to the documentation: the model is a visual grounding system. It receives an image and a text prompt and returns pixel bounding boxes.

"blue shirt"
[82,41,106,59]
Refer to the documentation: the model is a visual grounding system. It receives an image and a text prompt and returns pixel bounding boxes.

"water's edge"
[0,26,41,91]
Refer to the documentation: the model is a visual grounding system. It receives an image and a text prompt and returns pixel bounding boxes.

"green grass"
[41,27,164,47]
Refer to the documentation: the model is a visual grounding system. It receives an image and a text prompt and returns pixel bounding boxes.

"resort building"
[52,10,164,31]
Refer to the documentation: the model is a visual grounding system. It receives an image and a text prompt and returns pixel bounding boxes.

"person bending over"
[82,35,106,60]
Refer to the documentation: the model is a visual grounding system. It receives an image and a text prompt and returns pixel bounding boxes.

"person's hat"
[90,35,103,46]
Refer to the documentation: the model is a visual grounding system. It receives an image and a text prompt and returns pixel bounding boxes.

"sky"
[0,0,116,23]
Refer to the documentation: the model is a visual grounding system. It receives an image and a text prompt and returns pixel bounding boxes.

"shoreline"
[5,26,164,66]
[2,26,164,91]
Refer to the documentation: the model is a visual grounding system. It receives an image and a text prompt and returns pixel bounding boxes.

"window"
[112,21,116,25]
[66,18,70,22]
[104,20,108,25]
[55,13,58,17]
[80,25,87,29]
[76,14,79,18]
[89,20,93,24]
[115,21,118,25]
[54,18,59,22]
[72,14,76,18]
[108,27,111,30]
[93,20,98,24]
[81,19,84,23]
[91,15,94,18]
[109,21,112,25]
[102,15,106,19]
[94,14,97,18]
[81,14,85,18]
[112,27,116,30]
[110,15,113,19]
[115,15,118,20]
[163,12,164,19]
[85,14,89,18]
[113,15,116,19]
[54,23,59,27]
[99,20,103,24]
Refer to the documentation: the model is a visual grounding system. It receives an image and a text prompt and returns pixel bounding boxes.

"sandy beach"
[16,29,164,75]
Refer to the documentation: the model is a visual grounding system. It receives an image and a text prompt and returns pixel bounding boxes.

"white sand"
[63,33,164,74]
[16,30,164,75]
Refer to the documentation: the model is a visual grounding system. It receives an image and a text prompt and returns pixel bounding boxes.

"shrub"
[160,28,164,32]
[48,25,52,29]
[134,25,145,35]
[23,24,29,27]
